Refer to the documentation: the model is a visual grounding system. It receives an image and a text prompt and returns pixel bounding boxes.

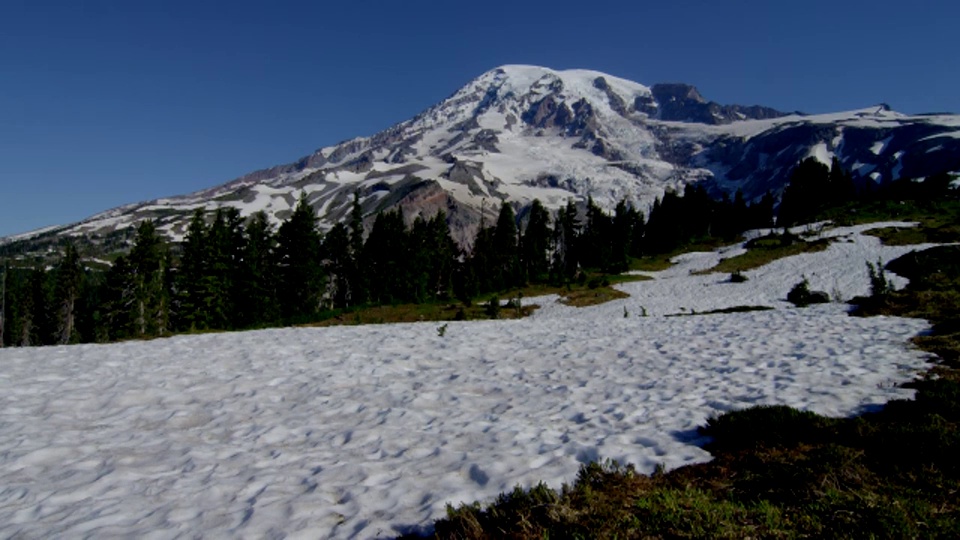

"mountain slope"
[4,65,959,250]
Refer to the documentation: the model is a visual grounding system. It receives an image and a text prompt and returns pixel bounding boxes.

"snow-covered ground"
[0,222,941,538]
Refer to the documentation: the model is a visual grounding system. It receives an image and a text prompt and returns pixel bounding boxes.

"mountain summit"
[4,65,960,248]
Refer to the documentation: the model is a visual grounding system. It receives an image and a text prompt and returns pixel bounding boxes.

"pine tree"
[322,222,351,308]
[362,209,409,304]
[520,199,552,283]
[778,158,831,226]
[205,208,245,329]
[492,201,520,290]
[609,199,634,273]
[127,220,170,337]
[471,215,496,294]
[828,157,857,205]
[426,211,456,300]
[277,194,324,320]
[175,209,211,331]
[581,196,613,271]
[553,199,581,281]
[21,267,53,346]
[408,216,433,302]
[0,261,6,347]
[348,191,367,305]
[237,211,278,327]
[52,242,83,344]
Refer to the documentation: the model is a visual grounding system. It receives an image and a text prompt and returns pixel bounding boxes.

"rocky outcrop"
[648,83,790,124]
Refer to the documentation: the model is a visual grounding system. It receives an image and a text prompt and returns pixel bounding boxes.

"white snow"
[871,136,893,155]
[806,142,834,166]
[0,222,942,538]
[892,151,906,180]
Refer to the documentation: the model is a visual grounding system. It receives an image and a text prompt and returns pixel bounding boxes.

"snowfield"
[0,223,941,538]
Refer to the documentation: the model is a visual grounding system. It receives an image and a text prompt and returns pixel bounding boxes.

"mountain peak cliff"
[3,65,958,254]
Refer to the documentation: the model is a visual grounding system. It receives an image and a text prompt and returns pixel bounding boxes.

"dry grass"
[697,235,831,275]
[559,287,630,307]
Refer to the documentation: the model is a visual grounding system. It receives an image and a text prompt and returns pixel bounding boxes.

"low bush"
[787,277,830,307]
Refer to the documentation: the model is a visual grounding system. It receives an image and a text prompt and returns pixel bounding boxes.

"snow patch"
[0,223,942,538]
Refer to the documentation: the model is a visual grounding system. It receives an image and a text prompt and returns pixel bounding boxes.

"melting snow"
[0,226,941,538]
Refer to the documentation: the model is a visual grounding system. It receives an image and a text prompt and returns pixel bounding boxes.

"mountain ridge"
[3,65,959,252]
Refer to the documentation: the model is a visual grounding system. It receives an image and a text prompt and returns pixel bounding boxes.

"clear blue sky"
[2,0,957,238]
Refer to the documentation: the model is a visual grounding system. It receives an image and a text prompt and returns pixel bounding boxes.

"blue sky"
[1,0,957,237]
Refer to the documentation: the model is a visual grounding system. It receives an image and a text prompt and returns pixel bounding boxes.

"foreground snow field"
[0,223,940,538]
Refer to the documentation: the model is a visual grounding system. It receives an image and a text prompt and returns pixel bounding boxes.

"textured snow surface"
[0,224,939,538]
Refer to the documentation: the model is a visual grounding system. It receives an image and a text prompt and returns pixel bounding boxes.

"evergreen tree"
[471,217,496,294]
[426,211,456,299]
[362,209,409,304]
[204,208,245,329]
[127,220,170,337]
[609,199,634,272]
[52,243,83,344]
[520,199,552,283]
[492,201,520,290]
[747,191,776,230]
[553,199,581,280]
[348,191,367,305]
[175,209,211,331]
[0,262,6,347]
[277,194,324,320]
[778,158,831,226]
[627,206,646,258]
[322,222,352,308]
[408,216,433,302]
[24,268,53,346]
[74,267,105,343]
[102,254,135,341]
[1,266,32,347]
[581,196,614,271]
[828,157,857,205]
[237,211,278,327]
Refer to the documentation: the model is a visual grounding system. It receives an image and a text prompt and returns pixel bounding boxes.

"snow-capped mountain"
[5,65,960,249]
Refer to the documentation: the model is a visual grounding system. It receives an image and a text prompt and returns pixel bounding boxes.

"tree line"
[1,181,786,347]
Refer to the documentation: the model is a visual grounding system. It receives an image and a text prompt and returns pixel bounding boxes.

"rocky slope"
[4,65,959,250]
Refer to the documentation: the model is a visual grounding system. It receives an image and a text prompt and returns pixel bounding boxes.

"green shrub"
[866,258,894,298]
[787,277,830,307]
[701,405,839,452]
[484,295,500,319]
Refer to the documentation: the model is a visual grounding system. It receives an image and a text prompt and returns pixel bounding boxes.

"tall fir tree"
[103,254,135,340]
[520,199,552,284]
[362,209,409,304]
[322,222,352,308]
[553,199,581,280]
[276,194,324,320]
[609,199,635,273]
[52,242,83,344]
[204,208,245,329]
[175,209,211,331]
[492,201,520,290]
[127,220,170,337]
[778,158,831,226]
[237,211,278,327]
[348,191,367,305]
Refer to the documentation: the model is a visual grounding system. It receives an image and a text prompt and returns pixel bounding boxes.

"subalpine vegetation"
[402,177,960,539]
[0,158,955,347]
[1,180,776,345]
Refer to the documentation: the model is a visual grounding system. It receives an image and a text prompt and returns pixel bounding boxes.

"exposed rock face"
[647,83,789,124]
[5,65,959,254]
